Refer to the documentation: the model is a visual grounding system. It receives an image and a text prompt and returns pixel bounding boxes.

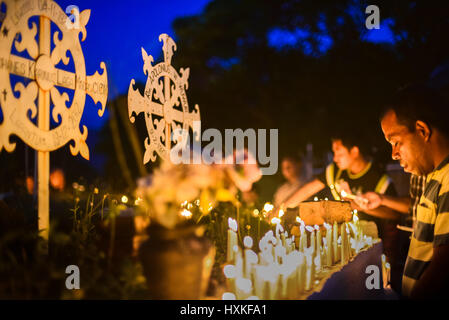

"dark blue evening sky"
[55,0,212,131]
[53,0,394,132]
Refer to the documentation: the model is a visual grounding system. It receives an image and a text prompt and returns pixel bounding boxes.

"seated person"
[277,131,402,292]
[273,155,307,208]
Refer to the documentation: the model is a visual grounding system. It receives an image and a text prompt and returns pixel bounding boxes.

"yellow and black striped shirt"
[402,155,449,297]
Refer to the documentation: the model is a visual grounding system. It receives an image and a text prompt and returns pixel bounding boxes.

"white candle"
[235,249,244,278]
[223,264,236,293]
[324,222,333,266]
[299,222,307,252]
[345,224,351,259]
[333,221,339,263]
[305,225,315,257]
[227,218,238,262]
[297,253,306,293]
[304,248,314,291]
[244,236,256,279]
[340,223,347,265]
[235,277,252,300]
[315,225,322,273]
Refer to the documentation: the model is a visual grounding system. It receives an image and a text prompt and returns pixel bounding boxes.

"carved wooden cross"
[0,0,108,239]
[128,34,200,164]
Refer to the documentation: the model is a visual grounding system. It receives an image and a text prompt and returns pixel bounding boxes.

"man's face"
[332,140,355,170]
[381,110,432,175]
[281,159,299,182]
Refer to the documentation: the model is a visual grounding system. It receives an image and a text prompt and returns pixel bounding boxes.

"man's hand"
[359,192,382,210]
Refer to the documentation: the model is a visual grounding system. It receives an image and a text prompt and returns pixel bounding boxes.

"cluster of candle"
[223,211,374,300]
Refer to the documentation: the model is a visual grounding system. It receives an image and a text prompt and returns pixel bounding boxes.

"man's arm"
[282,178,325,208]
[410,244,449,299]
[379,195,410,213]
[359,192,410,214]
[351,200,401,220]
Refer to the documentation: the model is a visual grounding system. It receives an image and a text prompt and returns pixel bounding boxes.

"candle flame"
[278,209,284,218]
[228,217,238,232]
[134,197,143,205]
[180,209,192,219]
[263,202,274,212]
[121,195,128,204]
[305,225,314,233]
[270,217,281,225]
[252,209,260,217]
[314,197,318,201]
[296,216,301,223]
[341,190,347,197]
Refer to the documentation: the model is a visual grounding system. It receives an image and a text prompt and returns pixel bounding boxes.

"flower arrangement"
[135,149,262,230]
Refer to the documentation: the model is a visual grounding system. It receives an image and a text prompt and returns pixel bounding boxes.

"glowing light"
[243,236,253,249]
[305,226,314,233]
[180,209,192,218]
[252,209,259,217]
[278,209,284,218]
[296,216,301,223]
[222,292,236,300]
[263,202,274,212]
[353,209,358,214]
[314,197,318,201]
[134,197,143,205]
[324,197,328,201]
[223,265,236,279]
[228,218,238,232]
[341,190,348,198]
[93,187,99,194]
[314,224,319,231]
[270,217,281,225]
[121,195,128,204]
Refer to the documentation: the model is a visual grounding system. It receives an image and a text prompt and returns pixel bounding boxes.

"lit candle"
[235,277,252,300]
[324,222,333,267]
[223,264,236,293]
[304,247,314,291]
[340,223,347,265]
[315,225,322,272]
[254,266,268,299]
[333,221,339,263]
[296,252,306,293]
[299,221,307,252]
[227,218,238,262]
[305,226,315,257]
[345,224,351,259]
[244,236,258,279]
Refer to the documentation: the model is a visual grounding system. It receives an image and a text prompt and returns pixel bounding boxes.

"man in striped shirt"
[380,84,449,299]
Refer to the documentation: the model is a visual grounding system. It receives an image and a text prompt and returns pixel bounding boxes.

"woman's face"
[282,159,300,182]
